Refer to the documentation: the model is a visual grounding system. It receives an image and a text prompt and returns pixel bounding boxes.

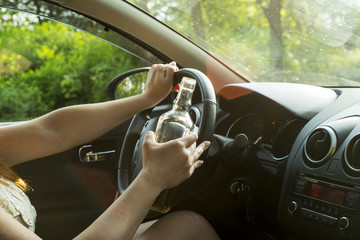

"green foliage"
[130,0,360,86]
[0,18,143,121]
[115,72,148,99]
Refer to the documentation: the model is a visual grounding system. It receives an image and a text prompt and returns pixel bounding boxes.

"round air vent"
[304,126,337,166]
[344,134,360,173]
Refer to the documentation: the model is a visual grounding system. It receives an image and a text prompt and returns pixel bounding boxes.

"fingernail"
[204,141,210,149]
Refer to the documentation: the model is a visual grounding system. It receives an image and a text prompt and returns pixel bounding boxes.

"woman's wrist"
[139,91,163,108]
[137,170,165,195]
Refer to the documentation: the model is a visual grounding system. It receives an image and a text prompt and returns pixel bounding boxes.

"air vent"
[344,135,360,173]
[304,126,337,166]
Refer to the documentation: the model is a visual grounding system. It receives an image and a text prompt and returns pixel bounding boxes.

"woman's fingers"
[171,132,210,165]
[165,64,176,82]
[179,132,198,147]
[192,160,204,169]
[191,141,211,164]
[143,131,155,145]
[154,63,177,83]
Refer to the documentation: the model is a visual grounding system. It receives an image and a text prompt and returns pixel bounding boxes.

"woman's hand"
[143,62,178,107]
[139,131,210,191]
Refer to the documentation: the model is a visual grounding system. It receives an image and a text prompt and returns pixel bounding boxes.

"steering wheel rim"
[117,68,216,214]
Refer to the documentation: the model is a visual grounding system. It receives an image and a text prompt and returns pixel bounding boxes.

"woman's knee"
[135,211,219,240]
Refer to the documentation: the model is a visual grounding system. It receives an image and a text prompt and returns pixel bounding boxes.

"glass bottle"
[151,77,196,213]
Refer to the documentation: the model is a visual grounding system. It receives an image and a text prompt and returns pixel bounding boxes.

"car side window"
[0,1,161,122]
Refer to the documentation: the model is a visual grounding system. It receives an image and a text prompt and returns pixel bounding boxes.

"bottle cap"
[171,83,181,92]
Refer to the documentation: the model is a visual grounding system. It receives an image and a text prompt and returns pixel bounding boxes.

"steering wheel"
[117,68,216,216]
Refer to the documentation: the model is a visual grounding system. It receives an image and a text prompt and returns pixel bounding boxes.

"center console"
[278,103,360,240]
[288,172,359,231]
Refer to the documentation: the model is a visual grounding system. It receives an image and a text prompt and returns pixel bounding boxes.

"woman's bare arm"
[0,207,41,240]
[0,63,176,166]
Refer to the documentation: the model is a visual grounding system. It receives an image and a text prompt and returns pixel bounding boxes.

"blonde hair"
[0,161,30,192]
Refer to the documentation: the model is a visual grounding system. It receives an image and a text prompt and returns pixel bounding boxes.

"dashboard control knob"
[288,201,298,214]
[233,133,249,149]
[338,216,350,231]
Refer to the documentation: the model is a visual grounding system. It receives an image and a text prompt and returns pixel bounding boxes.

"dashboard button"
[320,217,328,225]
[345,192,360,202]
[314,215,321,222]
[314,204,320,211]
[344,199,356,208]
[294,186,305,194]
[326,208,333,216]
[296,179,306,187]
[320,206,326,213]
[301,208,314,220]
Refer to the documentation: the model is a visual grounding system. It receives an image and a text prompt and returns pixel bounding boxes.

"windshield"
[127,0,360,87]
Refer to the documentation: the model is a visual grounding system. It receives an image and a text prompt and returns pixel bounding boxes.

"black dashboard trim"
[219,82,338,120]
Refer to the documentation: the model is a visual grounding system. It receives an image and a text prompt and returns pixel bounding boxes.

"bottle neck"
[172,87,193,111]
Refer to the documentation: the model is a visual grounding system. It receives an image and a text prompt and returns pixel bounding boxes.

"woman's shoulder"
[0,175,37,231]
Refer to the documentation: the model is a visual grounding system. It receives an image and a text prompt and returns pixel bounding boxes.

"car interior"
[2,0,360,239]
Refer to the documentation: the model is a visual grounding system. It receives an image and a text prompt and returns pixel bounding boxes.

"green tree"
[0,17,143,121]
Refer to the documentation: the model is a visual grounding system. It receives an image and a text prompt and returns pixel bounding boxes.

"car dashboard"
[203,82,360,239]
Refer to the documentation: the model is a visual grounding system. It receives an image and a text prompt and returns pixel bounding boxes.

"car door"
[0,1,165,239]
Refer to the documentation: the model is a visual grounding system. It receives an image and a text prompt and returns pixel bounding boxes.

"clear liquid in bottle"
[151,77,196,213]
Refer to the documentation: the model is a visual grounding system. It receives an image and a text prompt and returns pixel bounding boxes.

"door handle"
[79,145,116,162]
